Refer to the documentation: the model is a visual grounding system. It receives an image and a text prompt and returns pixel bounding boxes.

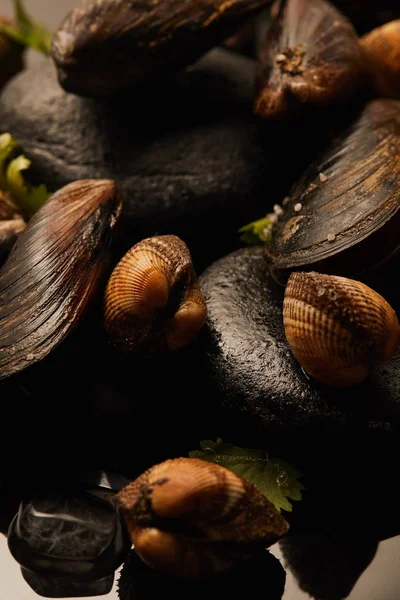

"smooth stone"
[280,530,378,600]
[0,48,328,271]
[197,246,400,436]
[7,488,131,581]
[21,570,114,598]
[117,548,286,600]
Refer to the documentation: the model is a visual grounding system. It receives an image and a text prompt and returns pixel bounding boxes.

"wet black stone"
[7,487,131,582]
[196,246,400,437]
[0,49,280,272]
[117,548,286,600]
[0,47,337,272]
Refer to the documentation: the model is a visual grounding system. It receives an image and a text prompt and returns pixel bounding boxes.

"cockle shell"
[116,457,289,578]
[360,20,400,99]
[0,179,123,380]
[255,0,363,119]
[51,0,271,97]
[104,235,207,354]
[283,272,400,387]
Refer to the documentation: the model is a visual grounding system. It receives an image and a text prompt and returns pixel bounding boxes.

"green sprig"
[238,215,274,245]
[0,0,52,55]
[0,133,50,214]
[189,438,304,513]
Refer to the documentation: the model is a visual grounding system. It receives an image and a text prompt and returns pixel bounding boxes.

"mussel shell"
[52,0,271,97]
[265,98,400,283]
[0,179,122,380]
[255,0,363,119]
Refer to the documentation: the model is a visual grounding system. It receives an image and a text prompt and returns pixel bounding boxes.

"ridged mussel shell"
[283,272,400,387]
[360,20,400,99]
[0,179,122,380]
[116,457,289,577]
[255,0,363,119]
[51,0,271,97]
[104,235,207,355]
[265,98,400,284]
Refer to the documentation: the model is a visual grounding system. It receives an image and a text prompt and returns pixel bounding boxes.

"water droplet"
[26,353,35,361]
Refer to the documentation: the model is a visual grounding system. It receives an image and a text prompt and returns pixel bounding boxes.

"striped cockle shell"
[104,235,207,354]
[360,20,400,99]
[283,271,400,387]
[116,457,289,578]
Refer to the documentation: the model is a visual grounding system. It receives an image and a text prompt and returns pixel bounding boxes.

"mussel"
[255,0,364,119]
[0,179,123,380]
[265,98,400,283]
[51,0,271,97]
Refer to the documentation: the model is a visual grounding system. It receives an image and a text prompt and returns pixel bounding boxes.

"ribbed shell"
[51,0,270,97]
[127,526,246,578]
[360,20,400,99]
[117,458,288,544]
[0,179,122,380]
[255,0,363,119]
[104,235,207,354]
[283,272,400,387]
[265,99,400,283]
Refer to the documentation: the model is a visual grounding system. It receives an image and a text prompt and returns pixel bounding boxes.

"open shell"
[104,235,207,355]
[283,272,400,387]
[116,457,288,578]
[255,0,363,119]
[0,179,122,380]
[265,98,400,284]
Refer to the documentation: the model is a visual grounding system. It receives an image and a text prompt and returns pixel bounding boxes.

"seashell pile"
[2,0,400,592]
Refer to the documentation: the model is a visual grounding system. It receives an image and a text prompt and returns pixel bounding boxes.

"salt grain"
[273,204,283,216]
[276,53,286,63]
[319,172,328,183]
[327,233,336,242]
[294,203,302,212]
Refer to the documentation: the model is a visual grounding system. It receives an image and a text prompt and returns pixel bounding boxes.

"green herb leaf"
[0,0,52,55]
[189,438,304,512]
[238,215,274,245]
[0,132,50,214]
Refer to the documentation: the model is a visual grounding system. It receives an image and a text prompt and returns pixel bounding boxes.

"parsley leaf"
[238,215,274,245]
[189,438,304,513]
[0,0,52,55]
[0,133,50,215]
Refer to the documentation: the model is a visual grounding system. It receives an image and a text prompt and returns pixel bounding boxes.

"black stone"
[196,246,400,437]
[21,570,114,598]
[280,530,378,600]
[0,48,330,272]
[117,548,286,600]
[7,487,131,582]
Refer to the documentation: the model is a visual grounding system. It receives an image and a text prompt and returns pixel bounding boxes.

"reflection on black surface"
[280,530,378,600]
[0,319,400,599]
[117,549,286,600]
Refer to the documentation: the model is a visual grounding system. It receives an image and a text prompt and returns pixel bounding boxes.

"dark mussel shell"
[255,0,363,119]
[52,0,271,97]
[0,179,122,380]
[265,98,400,284]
